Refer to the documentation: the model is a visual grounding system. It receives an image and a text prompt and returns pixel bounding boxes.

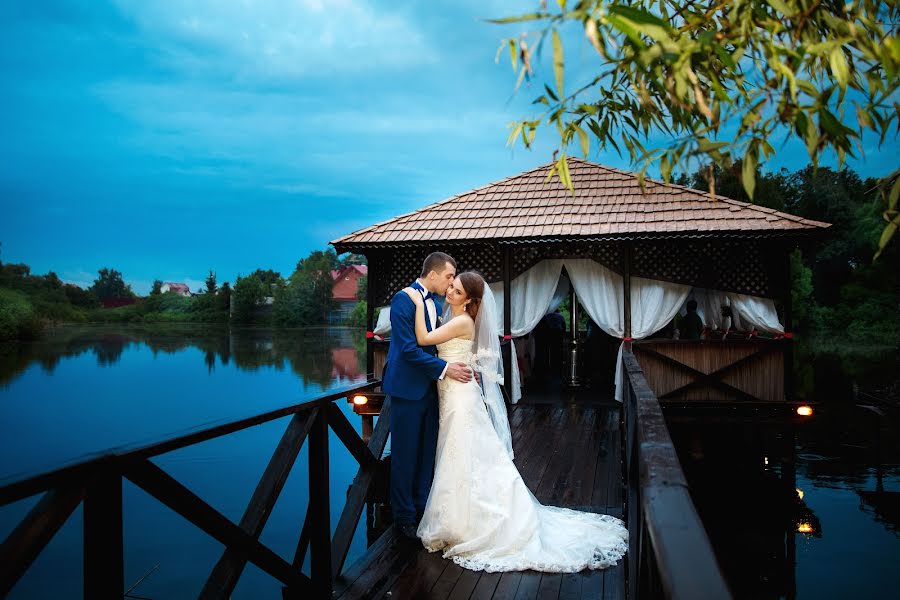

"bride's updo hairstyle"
[458,271,486,321]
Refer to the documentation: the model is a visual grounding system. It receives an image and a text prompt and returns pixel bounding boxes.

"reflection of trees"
[0,324,367,390]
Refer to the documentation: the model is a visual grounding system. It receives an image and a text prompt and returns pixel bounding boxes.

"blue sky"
[1,1,895,295]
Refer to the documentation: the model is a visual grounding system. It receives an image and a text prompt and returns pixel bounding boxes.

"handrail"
[621,349,732,599]
[0,380,381,505]
[0,378,384,598]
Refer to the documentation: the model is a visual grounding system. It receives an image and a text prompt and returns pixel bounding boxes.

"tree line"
[0,245,368,339]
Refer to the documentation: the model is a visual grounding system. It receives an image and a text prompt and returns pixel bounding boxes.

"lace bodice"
[437,337,474,364]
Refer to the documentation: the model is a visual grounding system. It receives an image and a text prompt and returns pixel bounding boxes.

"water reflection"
[0,324,368,390]
[667,406,900,599]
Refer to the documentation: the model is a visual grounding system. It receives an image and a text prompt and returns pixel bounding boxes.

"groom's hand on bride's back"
[445,362,473,383]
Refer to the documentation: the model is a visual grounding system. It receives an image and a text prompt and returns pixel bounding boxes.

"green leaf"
[486,13,551,24]
[660,154,672,182]
[509,39,518,73]
[544,83,559,103]
[577,126,590,157]
[742,145,758,200]
[765,0,797,17]
[552,29,564,98]
[829,48,850,90]
[856,106,874,130]
[608,5,670,29]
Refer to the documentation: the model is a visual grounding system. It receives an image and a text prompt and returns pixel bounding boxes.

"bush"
[0,288,43,340]
[344,301,367,327]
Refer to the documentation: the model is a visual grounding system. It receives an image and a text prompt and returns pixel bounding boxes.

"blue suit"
[382,282,447,525]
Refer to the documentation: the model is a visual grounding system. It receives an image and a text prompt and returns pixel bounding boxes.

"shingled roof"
[331,158,829,249]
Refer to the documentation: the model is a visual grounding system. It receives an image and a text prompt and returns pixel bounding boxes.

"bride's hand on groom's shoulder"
[401,287,423,305]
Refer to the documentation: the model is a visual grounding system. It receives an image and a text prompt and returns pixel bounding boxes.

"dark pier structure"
[1,159,828,599]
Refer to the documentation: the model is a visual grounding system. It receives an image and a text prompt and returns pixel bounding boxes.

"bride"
[401,271,627,573]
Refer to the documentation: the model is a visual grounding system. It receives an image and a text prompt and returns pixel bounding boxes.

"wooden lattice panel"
[632,239,774,297]
[369,244,502,306]
[510,242,622,279]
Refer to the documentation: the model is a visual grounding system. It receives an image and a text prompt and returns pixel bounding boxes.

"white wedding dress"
[416,337,628,573]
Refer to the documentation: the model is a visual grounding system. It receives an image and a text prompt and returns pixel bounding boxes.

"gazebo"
[331,158,829,405]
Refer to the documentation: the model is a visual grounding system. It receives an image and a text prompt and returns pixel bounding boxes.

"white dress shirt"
[416,279,449,380]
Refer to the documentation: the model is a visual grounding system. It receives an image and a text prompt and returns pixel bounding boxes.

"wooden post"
[502,246,513,396]
[623,242,632,352]
[365,254,375,378]
[783,245,794,402]
[308,410,331,596]
[83,474,124,600]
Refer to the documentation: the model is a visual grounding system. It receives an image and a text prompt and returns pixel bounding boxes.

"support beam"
[84,474,124,600]
[201,410,316,599]
[366,254,375,377]
[308,409,332,595]
[783,244,794,402]
[0,486,83,596]
[623,242,633,351]
[124,460,310,591]
[502,246,513,395]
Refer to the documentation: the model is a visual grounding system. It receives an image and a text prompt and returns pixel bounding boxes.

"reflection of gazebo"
[331,158,829,404]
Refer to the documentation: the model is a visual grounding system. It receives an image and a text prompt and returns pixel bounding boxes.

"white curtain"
[489,259,566,402]
[726,293,784,334]
[564,260,690,401]
[682,288,783,334]
[373,306,391,336]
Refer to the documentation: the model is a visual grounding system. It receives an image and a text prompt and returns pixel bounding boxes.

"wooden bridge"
[0,351,731,599]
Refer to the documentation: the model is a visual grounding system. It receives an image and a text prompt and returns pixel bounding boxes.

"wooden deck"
[334,402,625,600]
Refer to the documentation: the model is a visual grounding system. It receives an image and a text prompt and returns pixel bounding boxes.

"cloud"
[111,0,438,83]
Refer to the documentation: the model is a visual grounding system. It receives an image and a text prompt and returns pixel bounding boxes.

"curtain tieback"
[502,334,513,340]
[621,336,633,341]
[366,331,383,341]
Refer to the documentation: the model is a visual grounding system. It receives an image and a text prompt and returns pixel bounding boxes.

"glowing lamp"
[797,522,813,534]
[352,395,369,406]
[796,405,813,417]
[796,488,804,500]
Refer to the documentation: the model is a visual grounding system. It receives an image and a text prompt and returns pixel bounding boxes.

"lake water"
[1,325,898,598]
[0,324,375,599]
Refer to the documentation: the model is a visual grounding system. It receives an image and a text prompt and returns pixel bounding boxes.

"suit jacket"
[381,288,447,401]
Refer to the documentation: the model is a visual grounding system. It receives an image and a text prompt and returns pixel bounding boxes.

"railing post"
[83,473,124,600]
[308,409,332,597]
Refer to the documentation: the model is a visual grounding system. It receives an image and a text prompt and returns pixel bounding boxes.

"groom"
[382,251,473,539]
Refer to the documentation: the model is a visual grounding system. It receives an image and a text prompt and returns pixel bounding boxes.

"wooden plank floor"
[335,402,625,600]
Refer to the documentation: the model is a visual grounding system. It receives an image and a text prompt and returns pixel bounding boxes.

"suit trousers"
[389,386,439,525]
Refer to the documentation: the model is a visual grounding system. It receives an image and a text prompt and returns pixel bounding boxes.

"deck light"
[796,488,804,500]
[352,395,369,406]
[797,522,814,534]
[797,405,813,417]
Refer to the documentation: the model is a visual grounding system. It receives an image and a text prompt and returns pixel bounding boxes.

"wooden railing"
[0,379,385,599]
[621,349,732,599]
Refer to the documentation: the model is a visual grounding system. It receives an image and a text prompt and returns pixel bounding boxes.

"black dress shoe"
[398,523,419,540]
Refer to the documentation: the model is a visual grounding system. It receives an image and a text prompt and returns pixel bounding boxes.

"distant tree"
[251,269,281,288]
[338,253,367,267]
[274,249,339,326]
[231,275,266,324]
[150,280,163,296]
[205,270,217,295]
[356,275,368,301]
[218,281,232,312]
[89,268,134,301]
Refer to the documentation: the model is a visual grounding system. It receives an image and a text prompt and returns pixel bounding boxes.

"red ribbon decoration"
[622,336,633,341]
[503,335,513,340]
[365,331,375,339]
[783,332,794,339]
